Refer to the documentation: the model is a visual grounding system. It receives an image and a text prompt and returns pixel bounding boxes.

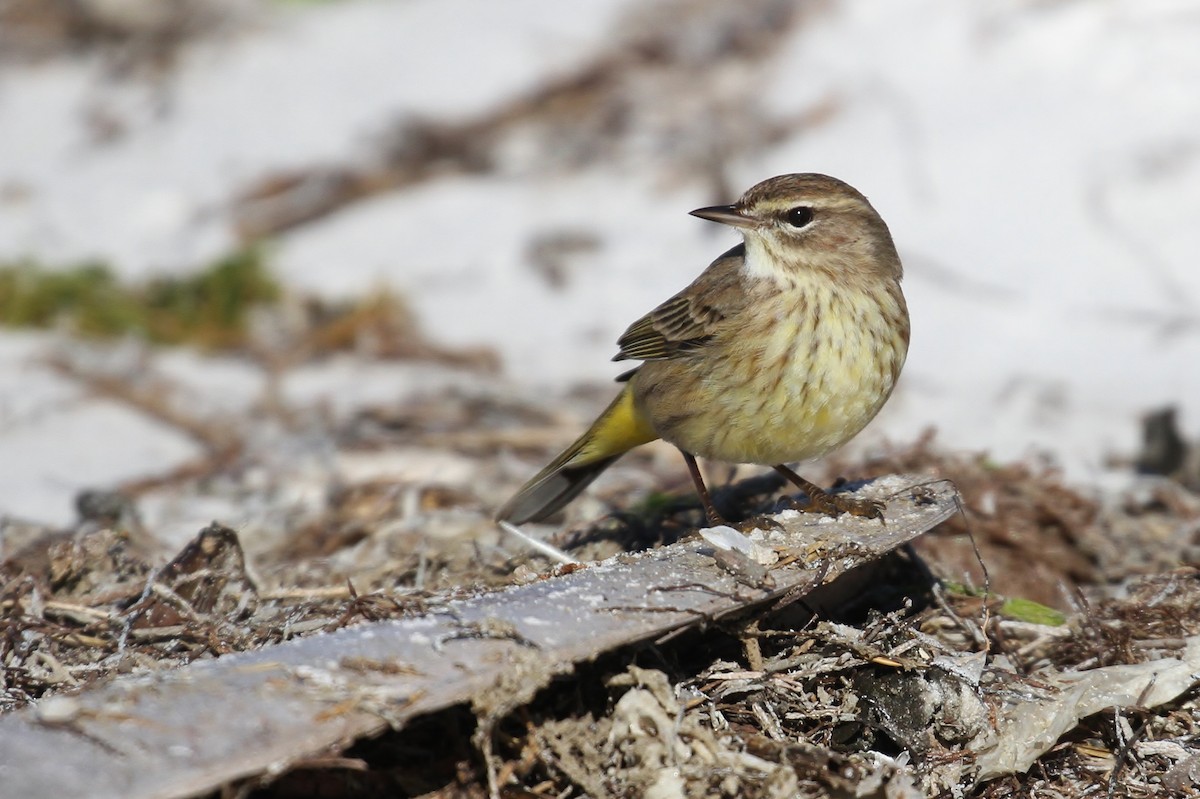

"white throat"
[740,236,786,284]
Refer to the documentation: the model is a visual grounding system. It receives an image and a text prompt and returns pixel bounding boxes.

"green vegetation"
[998,596,1067,626]
[942,581,1067,626]
[0,248,280,350]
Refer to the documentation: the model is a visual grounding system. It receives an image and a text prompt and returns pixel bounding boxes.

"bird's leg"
[681,451,727,526]
[681,451,784,531]
[773,464,884,519]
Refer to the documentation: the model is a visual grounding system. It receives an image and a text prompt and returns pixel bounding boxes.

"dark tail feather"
[495,454,623,524]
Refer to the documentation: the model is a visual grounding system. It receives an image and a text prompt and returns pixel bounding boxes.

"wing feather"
[613,244,748,363]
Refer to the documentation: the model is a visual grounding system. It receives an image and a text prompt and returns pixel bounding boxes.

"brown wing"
[613,244,748,363]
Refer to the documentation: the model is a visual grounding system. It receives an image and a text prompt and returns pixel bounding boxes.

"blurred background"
[1,0,1199,537]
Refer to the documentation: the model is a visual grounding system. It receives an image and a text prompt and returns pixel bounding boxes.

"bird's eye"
[786,206,814,228]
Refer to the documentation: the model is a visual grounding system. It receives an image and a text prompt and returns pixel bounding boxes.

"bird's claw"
[789,492,885,520]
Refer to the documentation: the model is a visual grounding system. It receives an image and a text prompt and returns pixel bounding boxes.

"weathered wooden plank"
[0,476,956,799]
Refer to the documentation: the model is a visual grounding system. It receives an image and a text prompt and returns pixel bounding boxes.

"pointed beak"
[689,204,756,229]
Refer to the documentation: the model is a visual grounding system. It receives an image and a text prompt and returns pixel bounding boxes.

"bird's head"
[690,173,903,283]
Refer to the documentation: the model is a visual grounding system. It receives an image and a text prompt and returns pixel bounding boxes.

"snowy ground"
[2,0,1199,527]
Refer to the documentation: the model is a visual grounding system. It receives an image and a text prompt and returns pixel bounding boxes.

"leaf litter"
[2,340,1200,798]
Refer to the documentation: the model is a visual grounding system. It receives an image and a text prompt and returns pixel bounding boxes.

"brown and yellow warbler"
[498,174,909,526]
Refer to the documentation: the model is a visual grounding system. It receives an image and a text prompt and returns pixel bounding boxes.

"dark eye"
[786,206,814,228]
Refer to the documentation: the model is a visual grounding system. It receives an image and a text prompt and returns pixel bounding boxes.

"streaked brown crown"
[718,173,903,282]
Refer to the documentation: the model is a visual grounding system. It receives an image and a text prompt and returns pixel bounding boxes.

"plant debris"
[3,412,1200,797]
[2,342,1200,797]
[0,251,497,370]
[0,481,957,799]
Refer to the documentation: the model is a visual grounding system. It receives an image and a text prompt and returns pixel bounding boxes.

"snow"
[2,0,1200,525]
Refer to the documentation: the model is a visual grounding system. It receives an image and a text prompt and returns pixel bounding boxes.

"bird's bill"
[689,204,756,228]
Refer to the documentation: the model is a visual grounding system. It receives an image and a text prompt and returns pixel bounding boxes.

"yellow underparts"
[630,279,907,467]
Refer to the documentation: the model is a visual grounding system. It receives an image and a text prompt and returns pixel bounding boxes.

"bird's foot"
[786,491,885,520]
[772,465,884,521]
[698,507,783,533]
[734,513,784,533]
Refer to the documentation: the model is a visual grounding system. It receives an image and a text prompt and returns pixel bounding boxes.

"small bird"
[497,173,909,526]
